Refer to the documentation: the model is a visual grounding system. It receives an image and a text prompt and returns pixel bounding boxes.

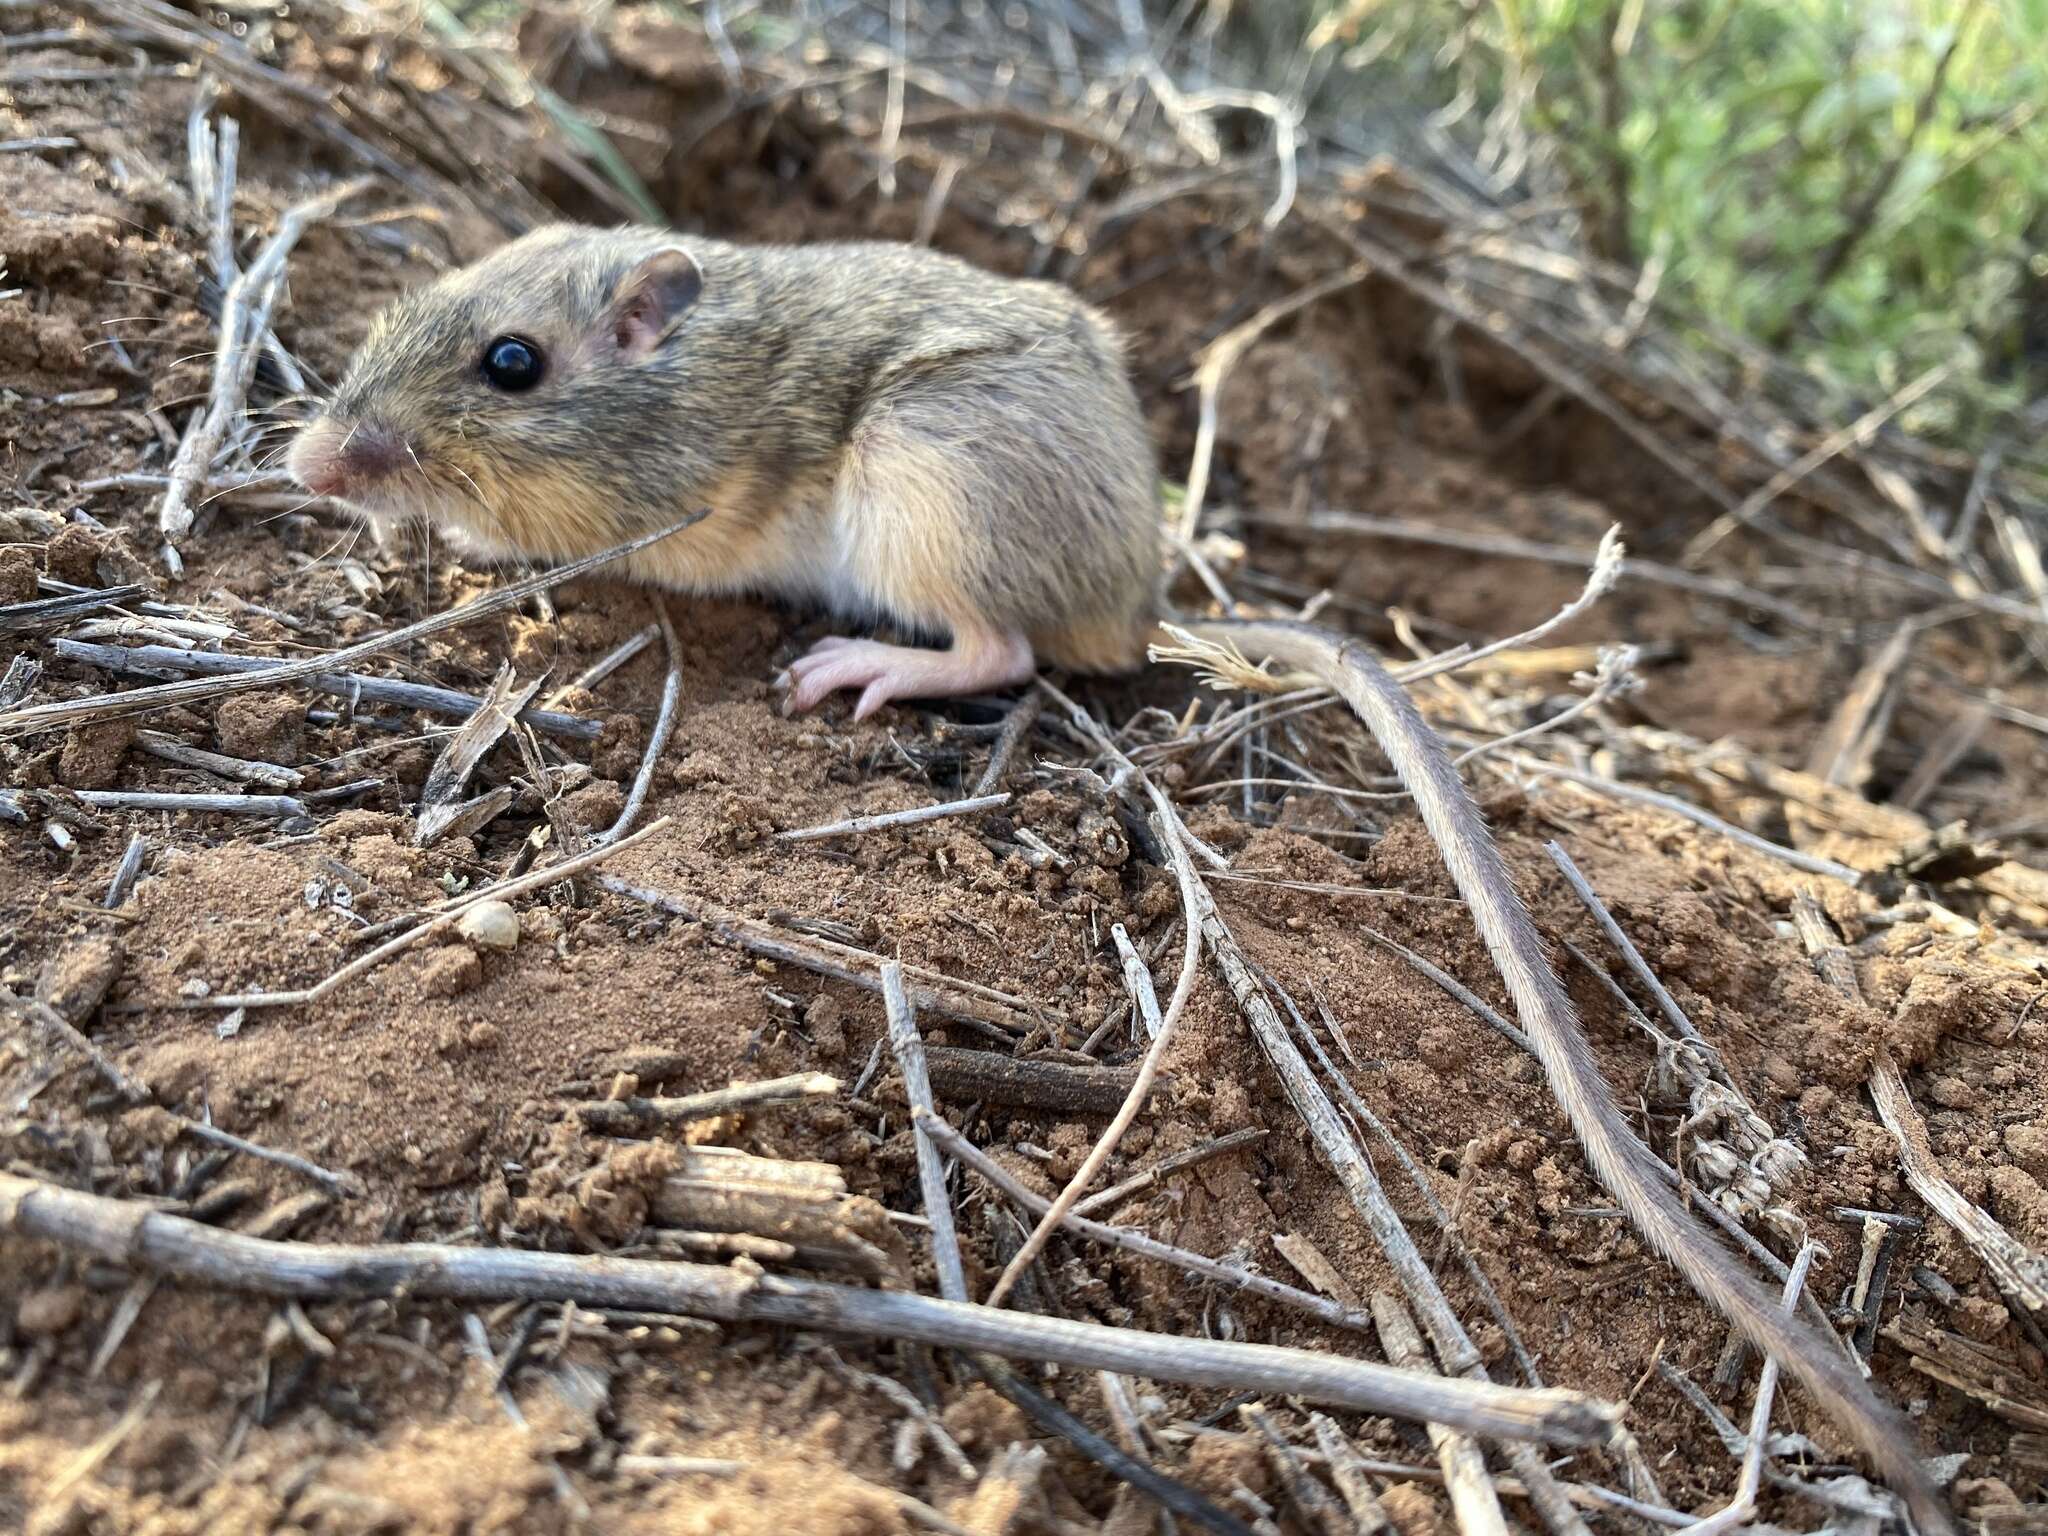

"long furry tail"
[1159,616,1950,1536]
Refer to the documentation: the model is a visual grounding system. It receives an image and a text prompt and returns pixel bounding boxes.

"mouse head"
[288,225,705,558]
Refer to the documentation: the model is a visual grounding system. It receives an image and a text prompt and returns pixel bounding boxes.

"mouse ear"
[602,246,703,360]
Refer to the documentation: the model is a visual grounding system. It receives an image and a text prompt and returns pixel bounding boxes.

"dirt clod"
[42,524,112,586]
[418,945,484,998]
[2004,1121,2048,1182]
[35,936,125,1025]
[0,546,35,603]
[56,719,134,789]
[214,693,306,764]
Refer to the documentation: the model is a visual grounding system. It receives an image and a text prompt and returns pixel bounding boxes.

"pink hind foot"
[778,631,1035,721]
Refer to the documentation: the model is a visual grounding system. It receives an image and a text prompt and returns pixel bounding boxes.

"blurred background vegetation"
[483,0,2043,456]
[1215,0,2047,453]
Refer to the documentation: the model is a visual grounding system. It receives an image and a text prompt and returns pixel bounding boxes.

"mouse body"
[289,225,1162,716]
[288,231,1958,1534]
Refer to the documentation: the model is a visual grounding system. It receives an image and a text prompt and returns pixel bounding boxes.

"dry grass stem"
[1,513,708,738]
[1069,1128,1266,1219]
[1869,1051,2048,1315]
[881,962,969,1307]
[1519,758,1865,885]
[186,815,671,1011]
[1671,1244,1819,1536]
[49,640,604,740]
[1300,512,1825,633]
[1264,975,1545,1391]
[541,623,658,708]
[1544,844,1745,1103]
[778,790,1011,843]
[982,776,1205,1308]
[1372,1291,1511,1536]
[593,600,683,848]
[1176,265,1371,545]
[1684,360,1962,565]
[920,1112,1370,1333]
[1398,528,1625,685]
[165,1111,367,1199]
[158,177,373,548]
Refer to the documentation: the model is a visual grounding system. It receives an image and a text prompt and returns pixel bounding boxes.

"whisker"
[199,474,288,508]
[260,493,333,528]
[102,277,203,299]
[415,514,431,613]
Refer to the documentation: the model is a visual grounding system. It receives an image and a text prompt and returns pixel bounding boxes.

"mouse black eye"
[480,335,544,392]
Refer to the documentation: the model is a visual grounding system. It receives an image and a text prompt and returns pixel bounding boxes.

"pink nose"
[291,420,408,498]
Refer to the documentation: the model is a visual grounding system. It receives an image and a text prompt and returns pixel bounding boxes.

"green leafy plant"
[1296,0,2048,450]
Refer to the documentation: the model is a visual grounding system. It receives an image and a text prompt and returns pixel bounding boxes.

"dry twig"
[182,816,671,1011]
[779,791,1011,843]
[0,1171,1623,1442]
[48,640,603,741]
[571,1073,841,1136]
[598,876,1054,1036]
[593,599,682,847]
[921,1112,1370,1333]
[1869,1051,2048,1316]
[882,962,969,1308]
[158,177,372,548]
[1,515,707,738]
[1373,1291,1510,1536]
[983,774,1204,1308]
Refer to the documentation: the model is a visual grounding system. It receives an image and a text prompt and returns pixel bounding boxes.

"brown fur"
[289,224,1161,665]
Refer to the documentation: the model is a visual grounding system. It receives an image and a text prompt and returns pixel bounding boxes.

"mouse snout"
[289,417,412,499]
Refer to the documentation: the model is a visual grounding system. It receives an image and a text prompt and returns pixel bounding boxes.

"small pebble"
[16,1285,84,1337]
[455,900,520,951]
[1928,1075,1977,1109]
